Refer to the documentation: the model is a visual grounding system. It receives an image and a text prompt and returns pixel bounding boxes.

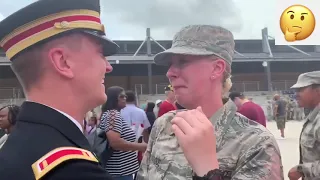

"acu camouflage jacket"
[299,103,320,180]
[137,100,284,180]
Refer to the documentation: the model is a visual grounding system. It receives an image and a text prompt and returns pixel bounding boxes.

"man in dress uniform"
[136,25,284,180]
[0,0,119,179]
[288,71,320,180]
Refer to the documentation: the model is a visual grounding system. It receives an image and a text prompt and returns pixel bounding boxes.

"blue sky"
[0,0,276,40]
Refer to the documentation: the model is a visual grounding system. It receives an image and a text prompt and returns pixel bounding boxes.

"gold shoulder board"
[32,147,98,180]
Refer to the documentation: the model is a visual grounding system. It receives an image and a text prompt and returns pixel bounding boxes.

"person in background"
[87,114,98,135]
[274,94,287,139]
[267,101,274,121]
[229,92,266,127]
[155,100,162,107]
[157,85,176,117]
[0,105,20,148]
[83,111,93,135]
[154,100,162,118]
[145,102,156,135]
[121,90,150,143]
[138,102,156,168]
[294,99,304,121]
[100,86,147,180]
[288,71,320,180]
[140,103,147,111]
[287,99,295,120]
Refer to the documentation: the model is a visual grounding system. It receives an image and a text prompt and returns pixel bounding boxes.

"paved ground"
[266,120,304,180]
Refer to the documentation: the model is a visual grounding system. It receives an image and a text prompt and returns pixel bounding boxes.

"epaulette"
[31,147,98,180]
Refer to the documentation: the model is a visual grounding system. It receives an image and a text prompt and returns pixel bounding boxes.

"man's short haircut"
[11,47,45,92]
[229,92,245,101]
[126,90,136,103]
[10,33,86,92]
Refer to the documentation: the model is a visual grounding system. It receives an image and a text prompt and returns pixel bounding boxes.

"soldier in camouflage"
[136,25,284,180]
[288,71,320,180]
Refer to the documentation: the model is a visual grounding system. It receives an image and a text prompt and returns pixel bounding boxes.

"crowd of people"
[0,0,319,180]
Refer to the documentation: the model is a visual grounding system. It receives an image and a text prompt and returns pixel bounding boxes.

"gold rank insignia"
[31,147,98,180]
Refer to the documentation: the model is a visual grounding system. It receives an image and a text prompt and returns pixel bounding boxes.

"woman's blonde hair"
[223,76,233,94]
[222,63,232,96]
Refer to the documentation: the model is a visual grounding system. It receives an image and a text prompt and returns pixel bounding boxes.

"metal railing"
[134,84,148,95]
[271,80,296,91]
[134,80,297,95]
[155,84,169,94]
[0,88,24,105]
[0,88,22,99]
[0,81,297,100]
[231,81,260,92]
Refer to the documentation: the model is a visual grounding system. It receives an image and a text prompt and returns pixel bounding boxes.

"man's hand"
[171,107,219,176]
[284,27,301,42]
[288,166,302,180]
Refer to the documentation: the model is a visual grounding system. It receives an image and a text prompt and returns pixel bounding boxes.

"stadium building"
[0,28,320,102]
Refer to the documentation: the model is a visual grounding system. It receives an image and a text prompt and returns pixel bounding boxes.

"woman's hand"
[171,107,219,176]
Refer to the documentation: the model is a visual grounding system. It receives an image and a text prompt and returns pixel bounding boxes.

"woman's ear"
[210,59,226,80]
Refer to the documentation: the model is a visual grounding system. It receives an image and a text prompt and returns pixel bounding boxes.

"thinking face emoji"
[280,5,316,42]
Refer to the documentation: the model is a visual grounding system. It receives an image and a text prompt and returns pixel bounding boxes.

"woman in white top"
[0,105,20,148]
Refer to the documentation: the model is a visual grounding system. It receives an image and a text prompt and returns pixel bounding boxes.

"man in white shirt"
[121,91,151,142]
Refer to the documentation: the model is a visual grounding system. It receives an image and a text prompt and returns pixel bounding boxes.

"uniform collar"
[169,99,237,137]
[52,108,83,133]
[306,103,320,122]
[209,99,237,125]
[18,101,90,149]
[26,100,83,133]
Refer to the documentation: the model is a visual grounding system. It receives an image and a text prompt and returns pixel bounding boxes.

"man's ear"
[211,59,226,80]
[47,47,74,79]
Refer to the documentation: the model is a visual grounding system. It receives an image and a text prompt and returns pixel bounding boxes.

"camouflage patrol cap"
[291,71,320,89]
[154,25,235,66]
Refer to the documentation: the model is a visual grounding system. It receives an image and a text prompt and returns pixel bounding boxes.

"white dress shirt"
[0,134,8,149]
[121,104,151,132]
[53,108,83,133]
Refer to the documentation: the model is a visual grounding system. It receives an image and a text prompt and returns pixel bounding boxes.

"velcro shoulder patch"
[32,147,98,180]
